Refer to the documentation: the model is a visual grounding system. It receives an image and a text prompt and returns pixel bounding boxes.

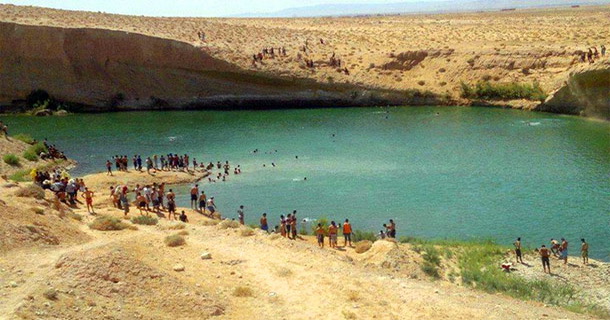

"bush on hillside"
[240,226,254,237]
[352,230,377,242]
[3,154,20,166]
[15,184,45,200]
[89,215,132,231]
[13,133,36,144]
[233,286,254,297]
[460,81,547,101]
[131,215,158,225]
[219,219,240,229]
[164,234,186,247]
[23,150,38,161]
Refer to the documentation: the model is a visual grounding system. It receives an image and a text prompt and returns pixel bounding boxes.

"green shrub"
[164,234,186,247]
[422,261,440,278]
[89,215,131,231]
[9,169,30,182]
[3,154,20,166]
[131,215,158,225]
[459,81,547,101]
[310,216,329,235]
[352,230,377,242]
[14,134,36,144]
[420,245,442,279]
[15,184,45,199]
[23,150,38,161]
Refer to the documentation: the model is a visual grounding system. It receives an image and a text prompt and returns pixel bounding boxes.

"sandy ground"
[0,167,607,320]
[0,4,608,98]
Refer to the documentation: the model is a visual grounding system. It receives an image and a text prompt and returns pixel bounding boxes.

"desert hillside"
[0,4,608,117]
[1,168,609,320]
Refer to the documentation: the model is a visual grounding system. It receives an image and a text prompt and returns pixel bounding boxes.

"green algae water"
[4,107,610,260]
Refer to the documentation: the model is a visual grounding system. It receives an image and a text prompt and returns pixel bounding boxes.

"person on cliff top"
[167,189,177,220]
[82,187,95,215]
[120,189,130,216]
[137,155,143,171]
[238,205,245,225]
[146,157,155,174]
[285,213,293,239]
[328,221,339,248]
[560,238,569,265]
[343,219,353,247]
[290,210,298,239]
[386,219,396,238]
[539,245,551,274]
[190,184,199,209]
[106,160,113,176]
[260,213,269,232]
[179,210,189,223]
[206,197,216,215]
[136,192,149,216]
[580,238,589,265]
[550,238,560,257]
[601,45,606,56]
[316,223,325,248]
[514,237,523,264]
[198,191,207,215]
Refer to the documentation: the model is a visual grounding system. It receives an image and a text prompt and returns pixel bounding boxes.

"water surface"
[5,107,609,260]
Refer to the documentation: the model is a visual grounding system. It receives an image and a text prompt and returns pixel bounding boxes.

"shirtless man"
[106,160,113,176]
[315,223,325,248]
[190,184,199,209]
[198,191,207,215]
[328,221,338,248]
[237,205,245,225]
[81,188,95,214]
[136,192,148,216]
[167,189,176,220]
[539,245,551,274]
[580,238,589,265]
[514,237,523,264]
[560,238,569,265]
[260,213,269,233]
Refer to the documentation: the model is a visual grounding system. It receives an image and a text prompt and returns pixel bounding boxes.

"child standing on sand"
[316,223,325,248]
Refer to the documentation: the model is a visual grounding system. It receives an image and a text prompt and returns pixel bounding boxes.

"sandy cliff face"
[539,63,610,120]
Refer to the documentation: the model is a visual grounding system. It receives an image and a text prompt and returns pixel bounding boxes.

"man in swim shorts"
[539,245,551,274]
[81,187,95,215]
[514,237,523,264]
[260,213,269,232]
[198,191,207,215]
[238,205,245,225]
[315,223,325,248]
[167,189,176,220]
[580,238,588,265]
[343,219,353,247]
[560,238,569,265]
[328,221,338,248]
[190,184,199,209]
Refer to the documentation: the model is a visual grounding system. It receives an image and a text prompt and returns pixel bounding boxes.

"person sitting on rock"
[179,211,189,223]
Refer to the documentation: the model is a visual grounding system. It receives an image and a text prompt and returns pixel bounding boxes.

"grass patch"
[352,230,377,242]
[70,213,83,221]
[15,184,45,199]
[177,230,189,236]
[460,81,547,101]
[164,234,186,247]
[89,215,132,231]
[8,169,30,182]
[3,154,20,166]
[43,288,58,300]
[420,245,441,279]
[346,290,360,302]
[131,215,158,226]
[201,218,220,226]
[13,133,36,144]
[23,142,48,161]
[233,286,254,297]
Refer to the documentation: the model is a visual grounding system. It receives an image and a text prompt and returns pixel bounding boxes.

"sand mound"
[14,247,224,319]
[0,184,90,253]
[356,239,424,276]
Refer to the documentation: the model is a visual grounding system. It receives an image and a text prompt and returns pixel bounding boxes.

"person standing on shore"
[316,223,325,248]
[286,213,292,239]
[328,221,338,248]
[206,197,216,215]
[198,191,207,215]
[238,205,245,225]
[581,239,589,265]
[514,237,523,264]
[190,184,199,209]
[82,188,95,215]
[343,219,353,247]
[560,238,569,265]
[550,238,560,257]
[539,245,551,274]
[167,189,176,220]
[280,215,287,237]
[106,160,113,176]
[290,211,297,239]
[260,213,269,232]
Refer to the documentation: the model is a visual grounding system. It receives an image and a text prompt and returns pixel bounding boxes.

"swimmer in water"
[304,177,307,181]
[295,155,299,159]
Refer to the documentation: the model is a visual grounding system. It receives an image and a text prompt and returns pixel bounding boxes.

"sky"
[0,0,441,17]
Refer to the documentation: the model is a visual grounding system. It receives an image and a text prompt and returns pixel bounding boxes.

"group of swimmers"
[513,237,590,274]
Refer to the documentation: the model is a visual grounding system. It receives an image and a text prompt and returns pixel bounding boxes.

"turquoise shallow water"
[4,107,610,260]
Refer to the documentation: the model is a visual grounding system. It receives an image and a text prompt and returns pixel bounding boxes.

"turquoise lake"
[4,107,609,260]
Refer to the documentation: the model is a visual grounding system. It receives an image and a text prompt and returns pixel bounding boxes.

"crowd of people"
[512,237,590,274]
[578,45,606,63]
[252,47,287,65]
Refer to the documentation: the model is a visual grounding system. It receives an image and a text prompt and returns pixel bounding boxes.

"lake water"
[4,107,610,260]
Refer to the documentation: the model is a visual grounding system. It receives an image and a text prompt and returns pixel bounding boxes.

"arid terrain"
[0,4,608,117]
[1,136,609,320]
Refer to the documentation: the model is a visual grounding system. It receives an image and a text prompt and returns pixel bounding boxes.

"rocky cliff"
[538,63,610,120]
[0,21,437,111]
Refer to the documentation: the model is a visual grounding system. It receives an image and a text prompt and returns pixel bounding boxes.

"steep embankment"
[0,21,429,111]
[539,63,610,120]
